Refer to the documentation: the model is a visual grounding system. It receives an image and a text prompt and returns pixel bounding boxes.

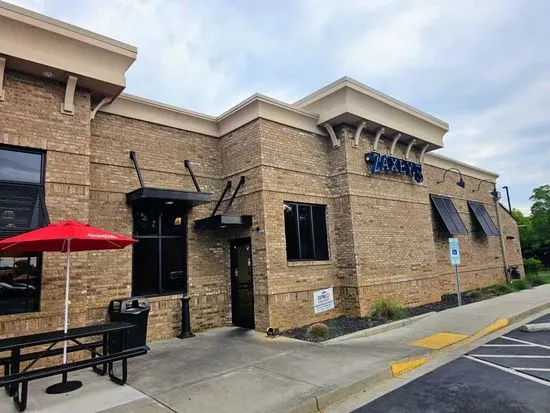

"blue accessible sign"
[448,238,461,265]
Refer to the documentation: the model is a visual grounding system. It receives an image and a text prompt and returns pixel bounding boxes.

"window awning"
[468,201,499,236]
[126,187,212,207]
[0,182,49,239]
[430,195,468,235]
[194,214,253,230]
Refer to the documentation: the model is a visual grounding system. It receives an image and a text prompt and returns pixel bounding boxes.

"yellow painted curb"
[391,356,428,376]
[389,318,512,377]
[472,318,509,338]
[411,332,468,349]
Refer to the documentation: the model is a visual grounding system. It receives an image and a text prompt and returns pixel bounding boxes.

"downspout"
[493,189,509,283]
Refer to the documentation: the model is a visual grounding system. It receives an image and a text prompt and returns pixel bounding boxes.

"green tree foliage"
[516,185,550,267]
[530,184,550,248]
[512,208,535,256]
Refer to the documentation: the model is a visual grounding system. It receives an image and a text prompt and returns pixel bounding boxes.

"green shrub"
[492,283,514,295]
[527,273,550,286]
[371,298,405,321]
[524,258,543,275]
[307,323,329,340]
[512,279,532,290]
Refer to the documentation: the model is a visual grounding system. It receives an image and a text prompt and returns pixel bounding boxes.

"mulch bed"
[282,286,506,342]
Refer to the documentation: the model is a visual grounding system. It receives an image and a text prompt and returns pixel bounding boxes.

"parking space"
[467,313,550,383]
[353,314,550,413]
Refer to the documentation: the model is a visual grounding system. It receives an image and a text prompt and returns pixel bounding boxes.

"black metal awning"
[430,194,468,235]
[194,214,253,230]
[468,201,499,236]
[126,187,212,206]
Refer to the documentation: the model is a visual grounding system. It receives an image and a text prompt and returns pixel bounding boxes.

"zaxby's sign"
[365,152,424,183]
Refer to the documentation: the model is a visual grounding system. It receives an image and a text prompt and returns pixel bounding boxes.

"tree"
[512,209,535,256]
[529,184,550,266]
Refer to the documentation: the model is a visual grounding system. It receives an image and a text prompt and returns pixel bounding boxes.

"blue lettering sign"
[364,152,424,183]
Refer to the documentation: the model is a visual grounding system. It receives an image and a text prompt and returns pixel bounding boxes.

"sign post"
[448,238,462,306]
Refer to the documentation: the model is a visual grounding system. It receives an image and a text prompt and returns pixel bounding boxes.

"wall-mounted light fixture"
[437,168,465,188]
[472,179,499,199]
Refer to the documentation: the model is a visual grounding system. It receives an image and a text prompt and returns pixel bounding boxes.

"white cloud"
[4,0,550,212]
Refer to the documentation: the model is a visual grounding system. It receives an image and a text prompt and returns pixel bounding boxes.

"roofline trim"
[0,0,137,54]
[294,76,449,131]
[424,152,499,181]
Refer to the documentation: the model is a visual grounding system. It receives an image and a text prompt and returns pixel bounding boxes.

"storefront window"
[132,203,186,296]
[0,255,42,315]
[0,146,46,315]
[284,202,329,261]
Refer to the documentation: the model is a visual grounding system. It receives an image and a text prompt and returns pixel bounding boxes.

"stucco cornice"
[0,0,136,98]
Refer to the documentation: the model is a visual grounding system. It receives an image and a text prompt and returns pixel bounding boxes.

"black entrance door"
[230,238,254,328]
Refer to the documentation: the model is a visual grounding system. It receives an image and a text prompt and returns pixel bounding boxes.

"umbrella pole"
[63,239,70,362]
[46,239,82,394]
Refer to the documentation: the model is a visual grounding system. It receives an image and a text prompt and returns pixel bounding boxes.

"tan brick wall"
[258,121,523,329]
[0,70,524,344]
[0,70,92,340]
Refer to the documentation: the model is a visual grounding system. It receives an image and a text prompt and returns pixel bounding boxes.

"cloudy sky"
[8,0,550,214]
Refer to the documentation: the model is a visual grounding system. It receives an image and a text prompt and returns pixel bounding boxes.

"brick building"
[0,2,522,343]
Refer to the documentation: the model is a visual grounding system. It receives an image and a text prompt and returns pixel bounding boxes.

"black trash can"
[108,297,150,352]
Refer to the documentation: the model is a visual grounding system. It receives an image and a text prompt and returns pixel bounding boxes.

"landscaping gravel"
[283,285,512,342]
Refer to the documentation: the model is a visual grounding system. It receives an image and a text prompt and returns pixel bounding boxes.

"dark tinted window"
[132,203,187,296]
[132,239,158,296]
[312,206,329,259]
[284,204,300,260]
[0,255,41,315]
[284,202,329,261]
[161,237,186,292]
[298,205,314,259]
[0,146,46,315]
[0,148,42,184]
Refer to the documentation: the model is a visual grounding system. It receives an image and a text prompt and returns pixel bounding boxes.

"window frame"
[0,145,46,186]
[284,201,329,262]
[131,204,188,297]
[0,145,46,316]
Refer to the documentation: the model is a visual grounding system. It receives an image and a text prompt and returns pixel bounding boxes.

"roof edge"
[295,76,449,131]
[424,152,499,181]
[0,0,137,53]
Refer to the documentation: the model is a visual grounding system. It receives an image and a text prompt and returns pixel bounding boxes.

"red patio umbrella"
[0,220,136,393]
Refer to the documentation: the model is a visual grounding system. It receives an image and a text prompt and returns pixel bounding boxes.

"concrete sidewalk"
[4,285,550,413]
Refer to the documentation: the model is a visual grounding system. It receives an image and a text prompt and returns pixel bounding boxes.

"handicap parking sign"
[448,238,461,265]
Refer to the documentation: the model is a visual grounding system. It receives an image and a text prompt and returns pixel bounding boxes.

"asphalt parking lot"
[354,314,550,413]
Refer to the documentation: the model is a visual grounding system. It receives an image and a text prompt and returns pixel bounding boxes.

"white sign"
[313,287,334,314]
[448,238,461,265]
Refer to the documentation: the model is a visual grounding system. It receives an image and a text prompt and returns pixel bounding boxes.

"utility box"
[108,297,150,352]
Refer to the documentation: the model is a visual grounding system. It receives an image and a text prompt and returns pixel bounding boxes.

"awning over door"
[126,188,211,207]
[468,201,499,236]
[430,195,468,235]
[195,214,253,230]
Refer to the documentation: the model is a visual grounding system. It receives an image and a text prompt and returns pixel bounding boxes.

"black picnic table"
[0,321,149,411]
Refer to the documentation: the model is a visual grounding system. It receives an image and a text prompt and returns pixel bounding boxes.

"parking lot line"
[513,368,550,372]
[482,344,533,347]
[464,356,550,387]
[469,355,550,358]
[502,336,550,350]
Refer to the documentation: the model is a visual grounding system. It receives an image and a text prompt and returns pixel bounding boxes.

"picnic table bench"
[0,321,149,411]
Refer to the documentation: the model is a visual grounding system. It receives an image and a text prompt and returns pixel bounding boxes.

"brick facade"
[0,69,523,344]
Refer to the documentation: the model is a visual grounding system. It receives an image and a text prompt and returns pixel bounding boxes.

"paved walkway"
[3,285,550,413]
